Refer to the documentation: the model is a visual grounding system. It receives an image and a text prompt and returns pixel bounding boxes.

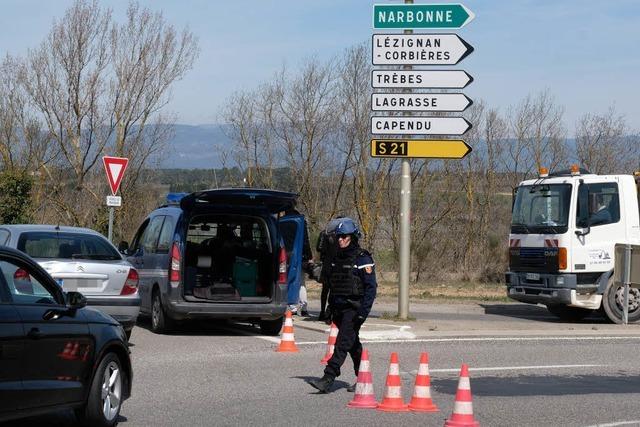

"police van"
[120,189,307,335]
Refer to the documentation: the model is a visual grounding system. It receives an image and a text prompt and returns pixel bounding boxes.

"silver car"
[0,224,140,339]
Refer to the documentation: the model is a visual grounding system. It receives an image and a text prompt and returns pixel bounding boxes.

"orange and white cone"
[275,310,299,353]
[408,352,439,412]
[58,342,74,360]
[444,364,480,427]
[377,352,409,412]
[347,348,378,409]
[321,322,338,364]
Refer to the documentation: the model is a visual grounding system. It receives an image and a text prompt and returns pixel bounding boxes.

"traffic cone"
[408,352,439,412]
[444,364,480,427]
[377,352,409,412]
[58,342,74,360]
[321,322,338,364]
[275,310,299,353]
[347,348,378,409]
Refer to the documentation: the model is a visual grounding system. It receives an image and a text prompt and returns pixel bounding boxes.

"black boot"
[318,312,326,321]
[347,382,357,392]
[309,374,334,393]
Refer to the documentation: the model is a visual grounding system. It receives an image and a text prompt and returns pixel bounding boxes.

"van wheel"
[151,290,174,333]
[76,352,124,427]
[602,276,640,324]
[260,317,283,336]
[546,304,593,322]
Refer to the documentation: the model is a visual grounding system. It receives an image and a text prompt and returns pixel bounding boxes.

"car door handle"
[27,328,44,339]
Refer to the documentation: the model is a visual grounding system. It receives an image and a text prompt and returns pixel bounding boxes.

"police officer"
[315,217,342,321]
[309,218,377,393]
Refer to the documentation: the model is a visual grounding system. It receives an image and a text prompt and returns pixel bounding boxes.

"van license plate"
[526,273,540,281]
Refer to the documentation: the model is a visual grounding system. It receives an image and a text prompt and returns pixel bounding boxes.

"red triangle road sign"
[102,156,129,195]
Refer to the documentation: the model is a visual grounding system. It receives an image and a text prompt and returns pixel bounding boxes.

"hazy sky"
[2,0,640,133]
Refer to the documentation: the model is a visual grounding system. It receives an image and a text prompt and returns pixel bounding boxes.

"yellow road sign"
[371,139,472,159]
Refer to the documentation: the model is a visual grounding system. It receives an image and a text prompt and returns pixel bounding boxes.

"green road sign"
[373,4,475,29]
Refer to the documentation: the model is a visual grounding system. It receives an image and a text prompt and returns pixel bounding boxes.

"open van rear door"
[278,213,307,307]
[180,189,297,213]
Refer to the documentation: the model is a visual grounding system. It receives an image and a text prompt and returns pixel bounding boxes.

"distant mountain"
[160,124,232,169]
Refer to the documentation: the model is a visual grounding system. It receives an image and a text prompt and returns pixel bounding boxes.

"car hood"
[81,305,120,326]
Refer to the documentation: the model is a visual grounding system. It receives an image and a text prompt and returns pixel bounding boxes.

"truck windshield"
[511,184,572,234]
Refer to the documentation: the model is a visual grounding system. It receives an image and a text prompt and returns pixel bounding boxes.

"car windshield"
[17,231,122,260]
[511,183,572,234]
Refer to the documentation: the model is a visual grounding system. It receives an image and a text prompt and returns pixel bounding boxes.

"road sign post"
[102,156,129,242]
[371,1,474,320]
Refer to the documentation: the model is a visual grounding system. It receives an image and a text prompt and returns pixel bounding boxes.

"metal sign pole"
[108,206,114,243]
[398,0,412,320]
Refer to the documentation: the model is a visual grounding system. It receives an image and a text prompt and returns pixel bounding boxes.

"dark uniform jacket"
[328,242,377,320]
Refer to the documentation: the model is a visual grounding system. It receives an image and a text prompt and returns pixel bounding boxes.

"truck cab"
[506,166,640,323]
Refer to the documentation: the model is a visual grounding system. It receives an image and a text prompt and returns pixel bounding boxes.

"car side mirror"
[118,241,129,255]
[66,291,87,310]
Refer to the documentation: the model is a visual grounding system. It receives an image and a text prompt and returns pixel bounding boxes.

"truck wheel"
[151,290,174,333]
[602,276,640,324]
[546,304,593,322]
[260,317,283,336]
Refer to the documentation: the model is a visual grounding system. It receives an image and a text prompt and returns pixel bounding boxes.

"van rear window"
[187,216,270,251]
[17,232,121,260]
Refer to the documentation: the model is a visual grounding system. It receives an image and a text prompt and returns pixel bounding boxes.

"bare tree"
[268,60,338,226]
[574,107,636,174]
[505,90,567,187]
[21,0,198,228]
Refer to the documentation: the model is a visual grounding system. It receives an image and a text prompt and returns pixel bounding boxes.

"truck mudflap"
[505,271,602,309]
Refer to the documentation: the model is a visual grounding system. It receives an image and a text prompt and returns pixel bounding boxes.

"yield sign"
[102,156,129,195]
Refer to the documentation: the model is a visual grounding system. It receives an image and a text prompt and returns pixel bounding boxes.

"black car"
[0,246,132,426]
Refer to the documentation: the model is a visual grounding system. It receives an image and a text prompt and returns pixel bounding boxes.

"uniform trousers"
[324,306,363,379]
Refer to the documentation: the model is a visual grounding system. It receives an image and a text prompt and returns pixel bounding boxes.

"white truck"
[505,166,640,323]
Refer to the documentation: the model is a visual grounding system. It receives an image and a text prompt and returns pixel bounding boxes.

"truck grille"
[509,247,559,273]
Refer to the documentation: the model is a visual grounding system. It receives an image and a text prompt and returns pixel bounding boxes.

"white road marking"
[215,324,282,344]
[585,421,640,427]
[295,335,640,345]
[428,364,603,373]
[361,325,416,340]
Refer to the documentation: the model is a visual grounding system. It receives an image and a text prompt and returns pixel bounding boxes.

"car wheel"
[151,290,174,333]
[602,276,640,324]
[546,304,593,322]
[259,317,283,336]
[76,352,124,427]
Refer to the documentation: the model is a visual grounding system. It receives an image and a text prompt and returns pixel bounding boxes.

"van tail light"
[558,247,568,270]
[120,268,139,295]
[169,242,181,287]
[278,246,288,285]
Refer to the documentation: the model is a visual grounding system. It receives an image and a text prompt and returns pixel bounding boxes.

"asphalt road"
[6,300,640,427]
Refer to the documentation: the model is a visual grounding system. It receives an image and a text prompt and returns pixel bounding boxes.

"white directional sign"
[371,70,473,89]
[371,117,471,135]
[372,93,472,112]
[372,34,473,65]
